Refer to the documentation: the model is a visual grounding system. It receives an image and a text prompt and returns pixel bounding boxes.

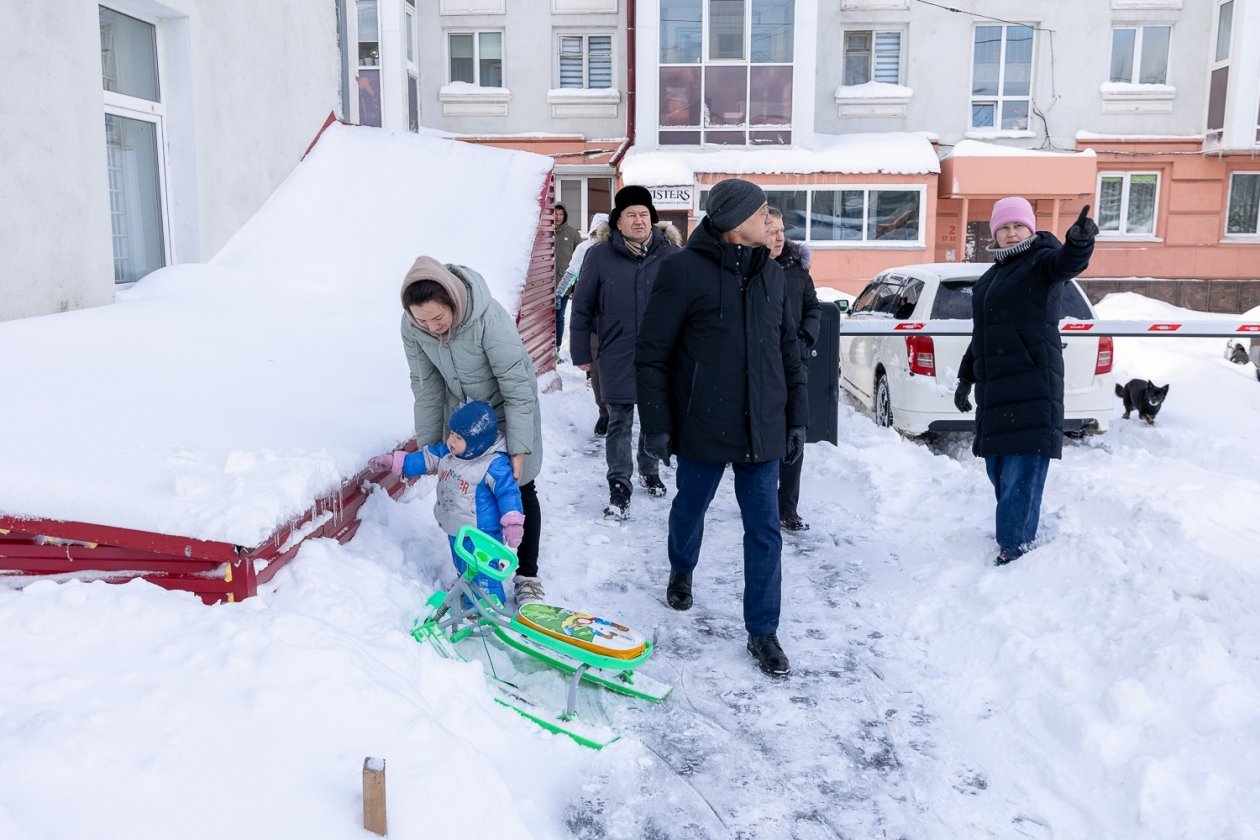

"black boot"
[603,478,631,520]
[780,513,809,532]
[747,634,791,677]
[640,474,667,498]
[666,573,692,610]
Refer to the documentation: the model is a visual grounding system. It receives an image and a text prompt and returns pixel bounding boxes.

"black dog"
[1115,379,1169,425]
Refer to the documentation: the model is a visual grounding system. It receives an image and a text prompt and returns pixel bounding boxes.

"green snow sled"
[411,526,671,749]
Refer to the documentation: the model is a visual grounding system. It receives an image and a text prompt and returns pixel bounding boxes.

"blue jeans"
[984,454,1051,559]
[555,296,569,347]
[667,456,782,635]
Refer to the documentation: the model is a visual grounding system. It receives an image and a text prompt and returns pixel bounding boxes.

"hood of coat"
[590,220,684,251]
[399,257,490,339]
[775,238,811,271]
[687,216,770,278]
[987,230,1059,264]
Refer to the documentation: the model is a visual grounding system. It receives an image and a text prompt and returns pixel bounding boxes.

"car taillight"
[905,334,936,376]
[1095,335,1114,375]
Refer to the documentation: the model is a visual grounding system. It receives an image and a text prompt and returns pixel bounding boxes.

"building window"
[557,177,614,235]
[843,31,902,86]
[100,5,167,284]
[658,0,795,147]
[701,185,923,245]
[1226,173,1260,236]
[1109,25,1170,84]
[357,0,382,126]
[1215,0,1233,62]
[559,34,613,89]
[1208,1,1232,136]
[971,24,1034,130]
[449,32,503,87]
[1097,172,1159,236]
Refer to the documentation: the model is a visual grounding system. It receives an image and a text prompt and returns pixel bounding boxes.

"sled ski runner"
[411,526,671,749]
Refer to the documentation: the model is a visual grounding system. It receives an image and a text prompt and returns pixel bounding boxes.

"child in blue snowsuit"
[370,401,525,603]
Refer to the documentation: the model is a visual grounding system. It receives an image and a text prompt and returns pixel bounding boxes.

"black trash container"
[804,302,841,445]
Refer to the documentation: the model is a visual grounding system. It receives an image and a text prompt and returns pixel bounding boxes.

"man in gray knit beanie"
[705,178,768,233]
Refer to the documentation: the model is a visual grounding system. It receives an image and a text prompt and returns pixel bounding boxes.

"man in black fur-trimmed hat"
[571,184,683,520]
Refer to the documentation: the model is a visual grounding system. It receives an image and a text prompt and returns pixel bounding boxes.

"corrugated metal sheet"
[517,170,557,375]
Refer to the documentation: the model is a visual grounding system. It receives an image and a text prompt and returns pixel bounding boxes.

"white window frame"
[447,30,505,87]
[969,23,1036,131]
[1109,24,1172,85]
[556,32,615,89]
[1225,172,1260,238]
[100,4,172,285]
[657,0,795,147]
[1096,171,1162,238]
[841,28,904,86]
[700,185,926,248]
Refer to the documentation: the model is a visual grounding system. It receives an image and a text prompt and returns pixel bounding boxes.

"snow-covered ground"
[3,290,1259,838]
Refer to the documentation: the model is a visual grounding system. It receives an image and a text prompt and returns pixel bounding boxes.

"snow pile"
[0,124,551,546]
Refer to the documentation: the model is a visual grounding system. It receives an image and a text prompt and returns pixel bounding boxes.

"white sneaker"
[514,576,546,608]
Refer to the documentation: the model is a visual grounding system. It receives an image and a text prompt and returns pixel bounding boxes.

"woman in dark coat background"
[955,197,1098,566]
[767,207,820,532]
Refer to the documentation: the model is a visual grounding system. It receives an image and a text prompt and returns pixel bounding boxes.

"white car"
[838,262,1114,437]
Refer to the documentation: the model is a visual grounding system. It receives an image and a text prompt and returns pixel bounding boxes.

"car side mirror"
[834,299,850,314]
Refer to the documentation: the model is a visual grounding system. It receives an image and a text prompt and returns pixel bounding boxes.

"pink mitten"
[500,511,526,549]
[368,451,407,476]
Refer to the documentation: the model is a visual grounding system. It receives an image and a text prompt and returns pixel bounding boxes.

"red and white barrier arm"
[835,320,1260,338]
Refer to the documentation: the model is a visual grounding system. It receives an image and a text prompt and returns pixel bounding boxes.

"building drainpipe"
[609,0,636,176]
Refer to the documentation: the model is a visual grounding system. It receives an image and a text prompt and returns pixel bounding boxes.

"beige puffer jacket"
[400,258,543,486]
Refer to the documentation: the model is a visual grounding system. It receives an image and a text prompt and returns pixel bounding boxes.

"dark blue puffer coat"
[959,231,1094,459]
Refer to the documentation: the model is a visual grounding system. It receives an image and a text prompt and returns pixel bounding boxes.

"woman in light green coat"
[400,255,546,605]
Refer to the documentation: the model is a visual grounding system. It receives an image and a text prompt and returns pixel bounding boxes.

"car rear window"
[1059,283,1094,320]
[931,281,976,320]
[929,279,1095,320]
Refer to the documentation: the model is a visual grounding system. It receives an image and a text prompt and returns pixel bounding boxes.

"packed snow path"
[2,294,1257,839]
[529,330,1260,839]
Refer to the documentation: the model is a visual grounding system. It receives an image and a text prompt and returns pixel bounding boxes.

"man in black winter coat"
[955,196,1097,567]
[571,186,683,519]
[767,207,821,532]
[635,179,808,677]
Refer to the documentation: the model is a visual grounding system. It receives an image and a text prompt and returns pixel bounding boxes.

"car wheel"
[875,374,893,428]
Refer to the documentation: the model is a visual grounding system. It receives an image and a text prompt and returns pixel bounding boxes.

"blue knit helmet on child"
[448,400,499,459]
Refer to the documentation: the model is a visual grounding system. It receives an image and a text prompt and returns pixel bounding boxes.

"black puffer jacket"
[776,239,822,361]
[635,219,808,464]
[569,222,683,404]
[959,231,1094,459]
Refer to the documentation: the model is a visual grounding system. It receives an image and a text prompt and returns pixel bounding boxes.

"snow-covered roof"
[620,131,941,185]
[0,123,552,546]
[943,139,1097,160]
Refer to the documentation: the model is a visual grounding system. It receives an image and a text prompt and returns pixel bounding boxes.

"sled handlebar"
[452,526,518,582]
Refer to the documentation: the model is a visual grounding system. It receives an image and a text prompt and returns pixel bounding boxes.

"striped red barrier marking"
[1148,323,1182,332]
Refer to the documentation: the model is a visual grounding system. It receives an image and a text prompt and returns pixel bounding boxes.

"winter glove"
[1066,204,1099,246]
[953,381,973,413]
[799,326,818,348]
[499,511,526,549]
[784,426,807,466]
[368,451,407,476]
[644,432,672,466]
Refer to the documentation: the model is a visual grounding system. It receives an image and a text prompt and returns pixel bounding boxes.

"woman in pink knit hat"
[954,197,1099,566]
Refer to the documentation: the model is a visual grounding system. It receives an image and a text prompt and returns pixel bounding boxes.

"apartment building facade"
[365,0,1259,292]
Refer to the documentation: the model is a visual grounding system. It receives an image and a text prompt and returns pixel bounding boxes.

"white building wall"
[816,2,1212,147]
[0,4,116,320]
[0,1,339,322]
[415,1,624,138]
